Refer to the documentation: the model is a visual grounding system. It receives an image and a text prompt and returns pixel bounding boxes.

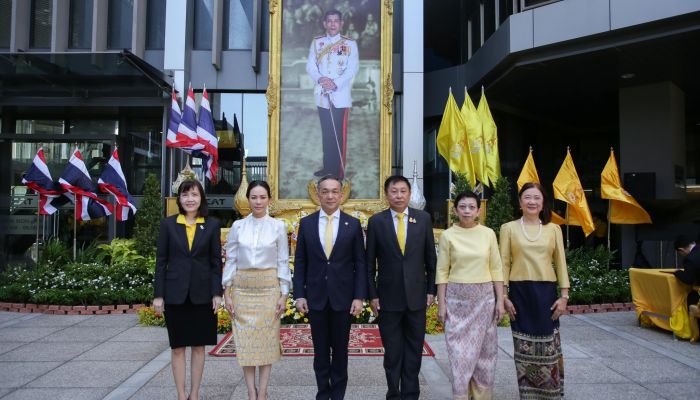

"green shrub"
[133,174,163,258]
[485,176,514,240]
[0,258,154,306]
[567,245,630,305]
[97,239,146,266]
[39,237,70,269]
[74,240,101,264]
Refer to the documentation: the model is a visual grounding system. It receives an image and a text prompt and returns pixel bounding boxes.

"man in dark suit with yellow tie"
[294,175,367,400]
[366,175,437,400]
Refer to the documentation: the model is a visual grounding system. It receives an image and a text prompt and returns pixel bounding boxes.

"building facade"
[1,0,698,270]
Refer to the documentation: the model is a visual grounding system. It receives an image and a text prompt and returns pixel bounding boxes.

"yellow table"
[629,268,692,339]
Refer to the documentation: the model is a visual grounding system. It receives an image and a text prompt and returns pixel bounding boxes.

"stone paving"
[0,310,698,399]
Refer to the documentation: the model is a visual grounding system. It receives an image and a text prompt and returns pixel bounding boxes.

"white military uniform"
[306,33,359,109]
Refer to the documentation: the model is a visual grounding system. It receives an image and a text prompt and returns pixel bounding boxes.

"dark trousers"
[309,304,353,400]
[378,309,426,400]
[317,106,349,179]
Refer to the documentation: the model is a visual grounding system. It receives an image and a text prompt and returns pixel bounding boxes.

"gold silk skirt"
[230,268,282,366]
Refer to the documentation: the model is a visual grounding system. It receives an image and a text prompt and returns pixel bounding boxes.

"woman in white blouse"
[222,181,291,400]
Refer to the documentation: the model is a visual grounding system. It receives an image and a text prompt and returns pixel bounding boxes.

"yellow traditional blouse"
[176,214,205,250]
[499,220,570,288]
[436,224,504,284]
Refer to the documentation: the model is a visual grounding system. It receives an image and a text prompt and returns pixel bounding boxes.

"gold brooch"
[409,217,417,224]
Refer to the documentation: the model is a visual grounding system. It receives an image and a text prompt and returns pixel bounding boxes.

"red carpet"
[209,323,435,357]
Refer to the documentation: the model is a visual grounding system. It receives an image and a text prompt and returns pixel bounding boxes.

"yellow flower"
[304,318,309,323]
[293,312,300,319]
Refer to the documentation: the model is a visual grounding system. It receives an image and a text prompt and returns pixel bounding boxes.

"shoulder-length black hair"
[176,179,208,217]
[519,182,551,225]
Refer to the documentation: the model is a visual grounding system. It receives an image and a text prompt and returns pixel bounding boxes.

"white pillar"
[164,0,192,94]
[402,1,424,189]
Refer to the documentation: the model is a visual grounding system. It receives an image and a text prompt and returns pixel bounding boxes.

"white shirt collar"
[320,208,341,219]
[390,208,409,218]
[326,33,341,41]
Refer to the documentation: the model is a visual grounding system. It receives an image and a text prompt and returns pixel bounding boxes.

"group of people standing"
[153,176,571,400]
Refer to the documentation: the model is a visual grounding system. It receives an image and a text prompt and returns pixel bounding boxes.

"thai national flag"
[196,86,219,182]
[21,147,65,215]
[166,89,188,149]
[59,148,113,221]
[177,84,205,152]
[98,149,137,221]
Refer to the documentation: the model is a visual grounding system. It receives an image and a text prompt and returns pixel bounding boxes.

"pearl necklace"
[520,217,542,242]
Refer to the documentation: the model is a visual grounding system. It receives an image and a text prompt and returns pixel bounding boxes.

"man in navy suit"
[293,175,367,400]
[366,175,436,400]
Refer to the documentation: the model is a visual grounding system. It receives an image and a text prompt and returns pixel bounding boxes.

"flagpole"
[73,199,77,260]
[73,143,78,260]
[35,193,41,262]
[565,205,570,249]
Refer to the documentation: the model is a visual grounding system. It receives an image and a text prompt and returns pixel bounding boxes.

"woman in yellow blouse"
[437,191,504,400]
[153,179,223,400]
[499,182,570,399]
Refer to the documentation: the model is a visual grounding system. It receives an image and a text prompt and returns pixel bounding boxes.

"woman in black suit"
[153,179,223,400]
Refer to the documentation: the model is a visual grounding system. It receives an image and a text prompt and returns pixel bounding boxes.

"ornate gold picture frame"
[266,0,393,218]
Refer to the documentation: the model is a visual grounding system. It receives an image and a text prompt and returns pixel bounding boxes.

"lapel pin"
[199,225,204,230]
[409,217,416,224]
[344,222,349,226]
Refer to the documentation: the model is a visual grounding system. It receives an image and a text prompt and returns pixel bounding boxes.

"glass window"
[108,0,133,49]
[224,0,253,50]
[16,120,65,135]
[0,0,11,48]
[69,0,93,49]
[146,0,166,49]
[30,0,52,49]
[124,118,162,195]
[194,0,213,50]
[261,0,269,51]
[69,120,119,135]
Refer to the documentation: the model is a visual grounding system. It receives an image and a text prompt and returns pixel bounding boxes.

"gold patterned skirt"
[230,268,282,366]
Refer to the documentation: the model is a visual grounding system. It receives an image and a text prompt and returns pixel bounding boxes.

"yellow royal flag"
[517,148,540,190]
[553,149,595,236]
[601,150,652,224]
[436,91,476,186]
[460,88,487,186]
[517,148,566,225]
[477,90,501,187]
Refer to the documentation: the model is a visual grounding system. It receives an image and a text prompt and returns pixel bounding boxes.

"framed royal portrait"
[266,0,393,216]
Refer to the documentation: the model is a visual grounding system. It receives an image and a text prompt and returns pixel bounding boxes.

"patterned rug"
[209,323,435,357]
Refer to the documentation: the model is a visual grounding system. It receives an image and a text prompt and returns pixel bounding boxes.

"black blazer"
[366,208,436,312]
[675,246,700,286]
[293,211,367,311]
[154,215,223,305]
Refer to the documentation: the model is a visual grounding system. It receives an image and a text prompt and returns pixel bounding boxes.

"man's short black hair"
[324,9,342,21]
[674,234,697,250]
[318,174,343,188]
[383,175,411,193]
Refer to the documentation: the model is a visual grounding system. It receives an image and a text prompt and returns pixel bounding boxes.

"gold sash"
[315,38,346,65]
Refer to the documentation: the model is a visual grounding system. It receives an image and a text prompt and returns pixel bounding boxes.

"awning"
[0,51,171,107]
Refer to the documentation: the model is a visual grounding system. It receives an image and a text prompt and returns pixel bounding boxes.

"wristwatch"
[561,294,570,300]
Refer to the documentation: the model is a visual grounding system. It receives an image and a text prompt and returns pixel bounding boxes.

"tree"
[133,174,162,258]
[485,176,514,240]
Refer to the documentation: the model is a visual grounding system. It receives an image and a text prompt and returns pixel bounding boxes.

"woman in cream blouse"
[222,180,291,400]
[499,182,570,399]
[436,191,504,400]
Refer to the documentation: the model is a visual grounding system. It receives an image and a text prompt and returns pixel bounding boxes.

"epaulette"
[314,35,325,40]
[341,35,355,41]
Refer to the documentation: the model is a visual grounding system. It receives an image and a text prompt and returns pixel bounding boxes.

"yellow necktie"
[396,213,406,254]
[325,215,334,258]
